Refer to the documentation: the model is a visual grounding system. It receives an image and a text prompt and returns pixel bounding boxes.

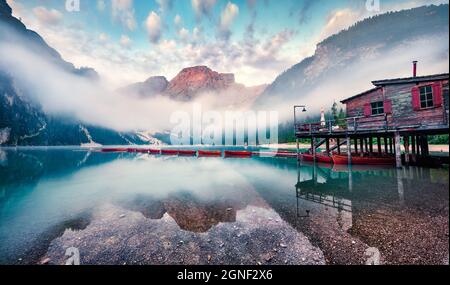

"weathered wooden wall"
[345,79,448,129]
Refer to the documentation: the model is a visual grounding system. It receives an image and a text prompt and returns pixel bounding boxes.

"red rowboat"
[135,149,149,153]
[302,153,333,164]
[332,154,395,165]
[149,149,161,154]
[161,149,179,155]
[101,148,128,153]
[224,150,253,157]
[198,150,222,157]
[178,150,197,156]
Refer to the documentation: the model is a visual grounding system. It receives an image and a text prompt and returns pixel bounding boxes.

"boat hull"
[161,150,179,155]
[178,150,197,156]
[332,154,395,165]
[198,150,222,157]
[224,151,253,158]
[302,153,333,164]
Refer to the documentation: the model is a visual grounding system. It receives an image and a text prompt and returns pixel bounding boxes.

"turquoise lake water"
[0,148,448,265]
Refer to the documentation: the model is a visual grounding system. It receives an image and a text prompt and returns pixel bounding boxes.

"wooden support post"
[394,132,402,168]
[423,135,429,156]
[369,137,373,154]
[312,137,316,162]
[404,136,410,164]
[337,138,341,154]
[411,135,416,154]
[354,138,358,154]
[360,138,364,156]
[364,138,369,153]
[416,136,421,155]
[389,137,393,154]
[296,138,300,160]
[384,137,388,154]
[326,138,330,155]
[377,137,382,154]
[347,136,352,165]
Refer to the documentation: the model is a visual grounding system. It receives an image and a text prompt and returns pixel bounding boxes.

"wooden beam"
[404,136,410,164]
[377,137,382,154]
[411,136,416,155]
[347,136,352,165]
[384,137,388,154]
[354,138,358,154]
[369,136,373,154]
[395,131,402,168]
[360,138,364,156]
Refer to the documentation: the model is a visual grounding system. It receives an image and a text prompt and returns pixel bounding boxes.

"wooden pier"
[294,68,449,168]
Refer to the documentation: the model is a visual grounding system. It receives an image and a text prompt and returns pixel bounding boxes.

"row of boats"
[100,148,298,158]
[100,147,396,165]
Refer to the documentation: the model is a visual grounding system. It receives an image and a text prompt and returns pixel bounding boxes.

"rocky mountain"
[117,76,169,98]
[255,4,449,107]
[165,66,236,101]
[0,0,149,146]
[119,65,267,107]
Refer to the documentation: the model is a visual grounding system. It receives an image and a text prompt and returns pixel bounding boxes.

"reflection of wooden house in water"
[295,62,449,167]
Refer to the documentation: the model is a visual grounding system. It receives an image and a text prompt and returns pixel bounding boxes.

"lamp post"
[294,105,307,160]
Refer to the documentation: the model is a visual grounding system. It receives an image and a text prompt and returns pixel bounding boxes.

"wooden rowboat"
[302,153,333,164]
[178,150,197,156]
[161,149,179,155]
[149,149,161,154]
[258,151,298,158]
[198,150,222,157]
[224,150,253,157]
[332,154,395,165]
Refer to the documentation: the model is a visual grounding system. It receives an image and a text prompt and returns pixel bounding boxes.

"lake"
[0,147,448,265]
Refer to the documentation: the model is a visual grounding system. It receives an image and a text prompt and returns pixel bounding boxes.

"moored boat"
[178,150,197,156]
[198,150,222,157]
[161,149,179,155]
[332,154,396,165]
[149,149,161,155]
[302,153,333,164]
[224,150,253,157]
[258,151,298,158]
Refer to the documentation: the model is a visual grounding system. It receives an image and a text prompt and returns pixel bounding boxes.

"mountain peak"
[165,66,236,101]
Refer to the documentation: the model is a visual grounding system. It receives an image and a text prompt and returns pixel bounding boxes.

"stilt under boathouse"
[294,62,449,168]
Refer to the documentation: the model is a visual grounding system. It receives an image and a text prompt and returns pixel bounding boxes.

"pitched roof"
[372,73,449,86]
[340,87,382,104]
[341,73,449,104]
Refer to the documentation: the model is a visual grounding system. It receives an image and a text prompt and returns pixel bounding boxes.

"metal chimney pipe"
[413,61,418,77]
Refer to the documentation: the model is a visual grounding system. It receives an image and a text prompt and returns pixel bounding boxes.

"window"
[371,101,384,115]
[419,85,434,109]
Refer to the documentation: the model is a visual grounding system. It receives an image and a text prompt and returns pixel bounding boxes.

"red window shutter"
[432,82,443,107]
[384,100,392,114]
[364,103,371,117]
[411,86,420,111]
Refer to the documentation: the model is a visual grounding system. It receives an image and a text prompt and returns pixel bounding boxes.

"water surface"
[0,148,448,265]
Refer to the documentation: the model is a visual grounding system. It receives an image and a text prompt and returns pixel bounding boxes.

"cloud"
[119,35,132,48]
[219,1,239,39]
[98,33,109,42]
[192,0,217,19]
[317,8,361,41]
[177,27,190,42]
[97,0,106,11]
[174,14,182,26]
[111,0,137,31]
[145,11,162,43]
[32,7,63,26]
[156,0,173,12]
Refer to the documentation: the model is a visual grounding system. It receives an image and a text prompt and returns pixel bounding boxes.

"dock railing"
[295,114,390,136]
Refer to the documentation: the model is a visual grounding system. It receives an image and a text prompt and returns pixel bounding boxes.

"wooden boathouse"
[294,62,449,167]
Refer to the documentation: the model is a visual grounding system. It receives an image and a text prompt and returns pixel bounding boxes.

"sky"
[6,0,450,88]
